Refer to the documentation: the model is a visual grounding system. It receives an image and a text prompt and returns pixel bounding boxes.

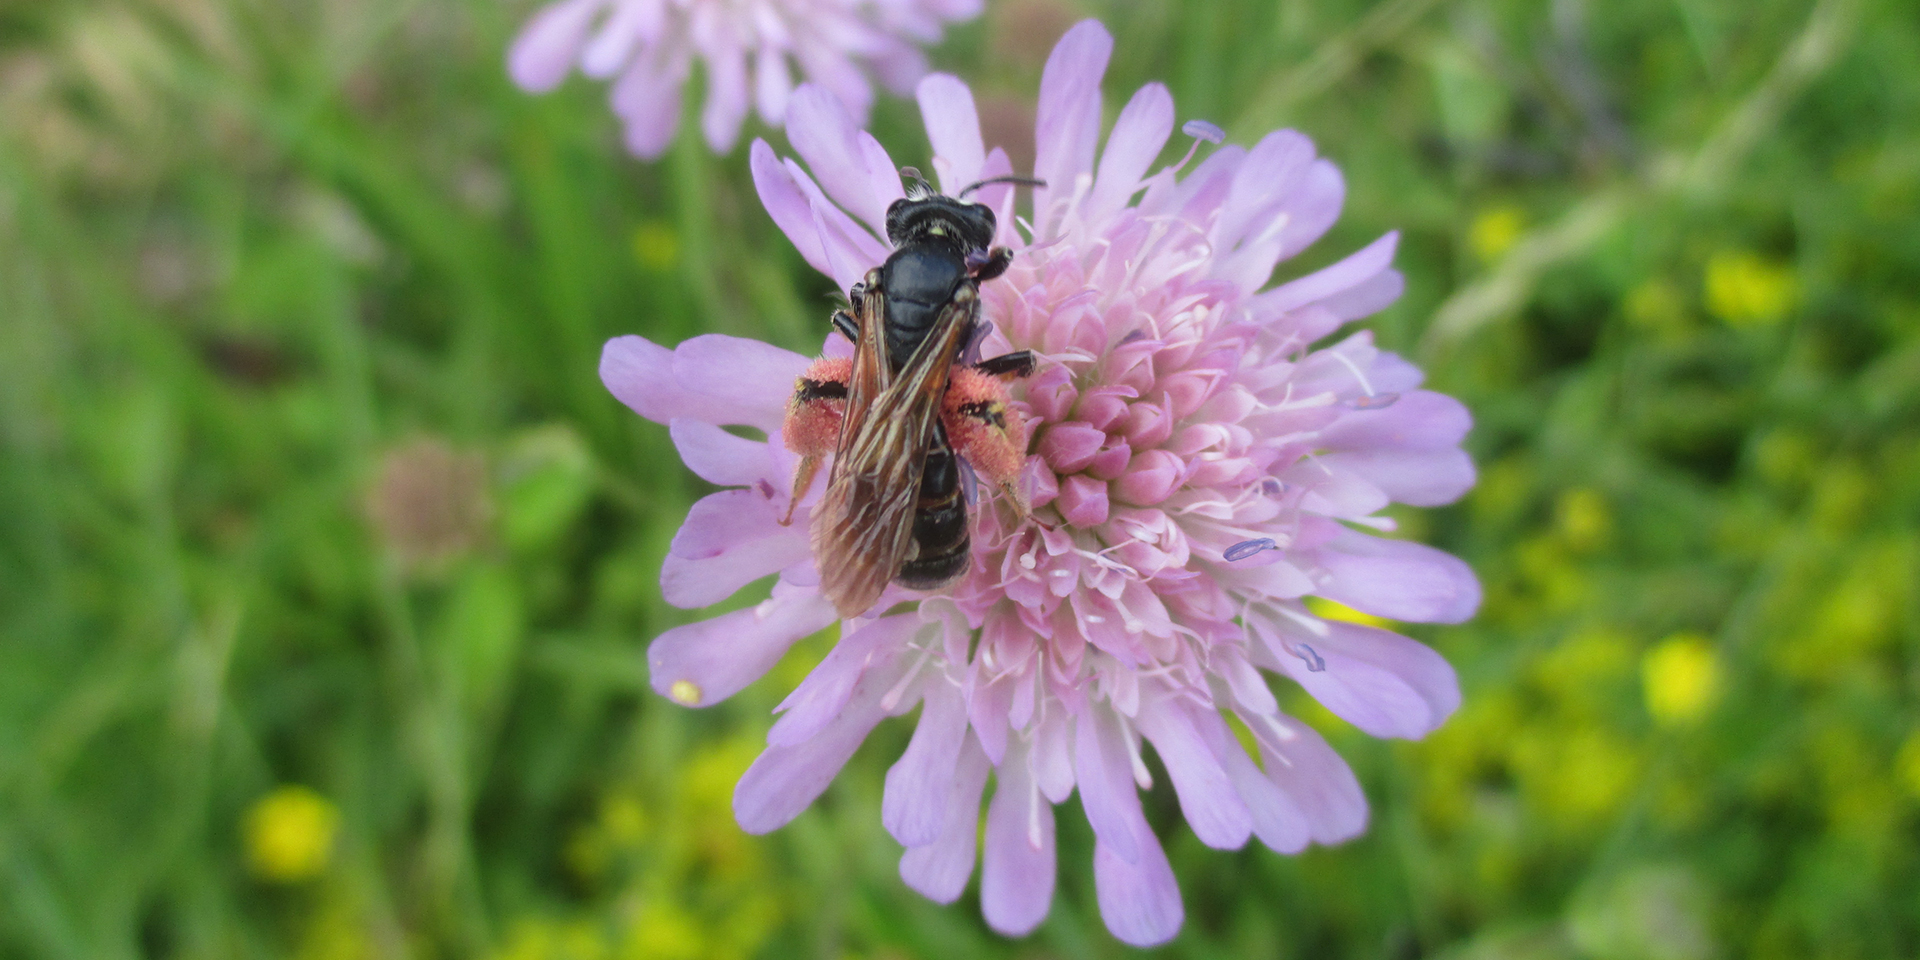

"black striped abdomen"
[897,424,971,589]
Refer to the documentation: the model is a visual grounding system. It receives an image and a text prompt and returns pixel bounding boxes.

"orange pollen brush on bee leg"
[780,356,852,525]
[941,366,1032,518]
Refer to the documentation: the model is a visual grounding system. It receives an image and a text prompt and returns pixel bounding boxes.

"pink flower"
[509,0,983,158]
[601,20,1479,947]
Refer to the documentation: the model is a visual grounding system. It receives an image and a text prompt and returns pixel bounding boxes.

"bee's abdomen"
[898,427,971,590]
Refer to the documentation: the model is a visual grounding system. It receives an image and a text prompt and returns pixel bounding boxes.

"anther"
[1292,643,1326,673]
[1224,538,1278,562]
[1182,119,1226,144]
[1345,392,1400,410]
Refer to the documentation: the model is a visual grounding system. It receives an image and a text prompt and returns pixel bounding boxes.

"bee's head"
[884,194,998,253]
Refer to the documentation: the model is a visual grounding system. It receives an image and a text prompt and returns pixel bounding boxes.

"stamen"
[1293,643,1326,673]
[1224,538,1278,561]
[1330,349,1378,398]
[1182,119,1226,144]
[1027,779,1045,850]
[1121,717,1153,790]
[880,642,938,712]
[1346,391,1400,410]
[1272,603,1332,637]
[1160,118,1226,181]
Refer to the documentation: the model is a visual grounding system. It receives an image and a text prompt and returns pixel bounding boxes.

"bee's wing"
[835,274,892,457]
[813,286,978,619]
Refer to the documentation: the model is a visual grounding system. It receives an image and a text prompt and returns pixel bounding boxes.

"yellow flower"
[245,785,339,882]
[1554,487,1611,552]
[1468,205,1526,262]
[1512,726,1640,829]
[1305,595,1391,629]
[1624,278,1688,333]
[631,222,680,272]
[622,902,702,960]
[1703,250,1798,327]
[1642,633,1720,726]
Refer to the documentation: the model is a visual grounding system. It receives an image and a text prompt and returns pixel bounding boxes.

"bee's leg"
[941,366,1031,519]
[780,357,852,524]
[972,349,1037,380]
[972,247,1015,281]
[830,309,859,343]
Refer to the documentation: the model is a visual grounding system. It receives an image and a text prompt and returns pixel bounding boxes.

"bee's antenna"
[958,175,1047,198]
[900,166,936,200]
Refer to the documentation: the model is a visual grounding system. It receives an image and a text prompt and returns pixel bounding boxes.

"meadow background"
[3,0,1917,957]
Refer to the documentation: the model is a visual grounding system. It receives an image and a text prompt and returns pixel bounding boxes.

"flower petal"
[672,334,811,432]
[610,49,686,159]
[660,492,812,608]
[786,84,903,237]
[981,743,1057,936]
[753,43,792,125]
[1267,619,1461,740]
[1320,448,1476,508]
[647,586,837,707]
[752,139,835,278]
[1033,20,1113,224]
[1256,231,1399,316]
[1274,159,1345,260]
[601,335,699,424]
[1137,697,1253,849]
[900,735,991,903]
[1258,717,1368,845]
[769,614,922,747]
[1318,389,1472,451]
[734,640,910,833]
[667,488,784,559]
[883,670,972,846]
[1073,705,1143,863]
[1313,529,1482,624]
[1093,831,1183,948]
[507,0,602,92]
[1087,82,1174,224]
[917,73,985,193]
[700,39,751,152]
[669,419,772,487]
[1200,706,1312,854]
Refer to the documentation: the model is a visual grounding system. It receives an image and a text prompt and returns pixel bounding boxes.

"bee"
[781,172,1041,619]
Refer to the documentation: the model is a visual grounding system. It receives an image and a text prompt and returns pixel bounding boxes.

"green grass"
[2,0,1918,957]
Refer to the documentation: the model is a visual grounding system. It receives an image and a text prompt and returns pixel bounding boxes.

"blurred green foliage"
[2,0,1917,957]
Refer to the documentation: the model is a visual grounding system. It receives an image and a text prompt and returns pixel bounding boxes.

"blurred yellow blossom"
[492,917,609,960]
[1516,537,1589,612]
[295,900,378,960]
[1752,428,1816,486]
[1642,633,1720,726]
[1624,277,1689,334]
[1555,487,1612,552]
[1468,204,1526,262]
[244,785,339,882]
[1306,595,1391,628]
[631,222,680,271]
[623,902,702,960]
[1810,459,1871,532]
[1534,629,1635,716]
[600,795,648,845]
[1704,250,1798,327]
[1513,726,1641,830]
